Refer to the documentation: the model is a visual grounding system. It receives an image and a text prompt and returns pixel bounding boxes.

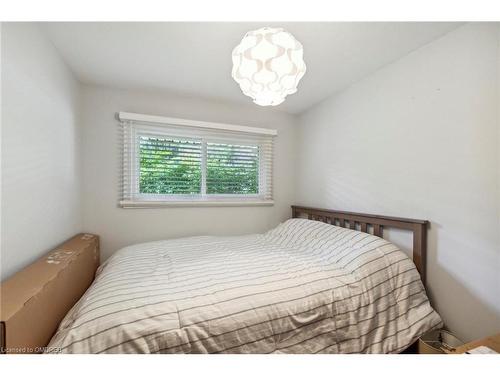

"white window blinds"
[206,142,259,195]
[139,136,202,195]
[119,112,276,207]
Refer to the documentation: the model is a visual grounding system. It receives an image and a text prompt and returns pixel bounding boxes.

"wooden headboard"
[291,206,429,284]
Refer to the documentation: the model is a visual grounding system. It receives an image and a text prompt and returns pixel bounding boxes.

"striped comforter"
[48,219,442,354]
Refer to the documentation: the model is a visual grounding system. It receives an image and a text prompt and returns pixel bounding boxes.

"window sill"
[119,200,275,208]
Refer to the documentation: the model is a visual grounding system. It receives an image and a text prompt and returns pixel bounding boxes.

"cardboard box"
[0,234,99,354]
[418,329,463,354]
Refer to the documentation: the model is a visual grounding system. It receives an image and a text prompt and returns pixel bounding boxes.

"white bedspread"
[48,219,442,353]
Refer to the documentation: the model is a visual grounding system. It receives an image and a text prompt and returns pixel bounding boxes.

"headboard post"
[291,205,429,286]
[412,223,427,284]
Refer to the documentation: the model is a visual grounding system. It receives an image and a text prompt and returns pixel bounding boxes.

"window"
[119,112,275,207]
[139,136,202,195]
[206,142,259,195]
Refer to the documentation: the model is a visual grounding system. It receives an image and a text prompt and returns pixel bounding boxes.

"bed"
[47,206,442,354]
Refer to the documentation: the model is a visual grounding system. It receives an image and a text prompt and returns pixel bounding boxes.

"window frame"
[119,112,276,208]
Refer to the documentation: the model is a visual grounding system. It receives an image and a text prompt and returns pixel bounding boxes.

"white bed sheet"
[48,219,442,353]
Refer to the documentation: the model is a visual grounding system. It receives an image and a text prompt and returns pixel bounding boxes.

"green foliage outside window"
[139,136,259,195]
[139,137,202,194]
[206,143,258,195]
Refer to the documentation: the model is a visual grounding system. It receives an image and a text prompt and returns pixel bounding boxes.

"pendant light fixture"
[232,27,306,106]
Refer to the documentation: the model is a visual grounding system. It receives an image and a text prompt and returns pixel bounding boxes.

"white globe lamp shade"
[232,27,306,106]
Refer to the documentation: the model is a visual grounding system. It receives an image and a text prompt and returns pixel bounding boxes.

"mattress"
[47,218,442,353]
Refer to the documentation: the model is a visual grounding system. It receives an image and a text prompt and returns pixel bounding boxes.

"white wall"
[296,23,500,342]
[80,85,297,260]
[1,23,82,280]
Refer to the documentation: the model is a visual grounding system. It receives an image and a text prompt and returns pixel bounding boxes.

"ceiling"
[41,22,462,114]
